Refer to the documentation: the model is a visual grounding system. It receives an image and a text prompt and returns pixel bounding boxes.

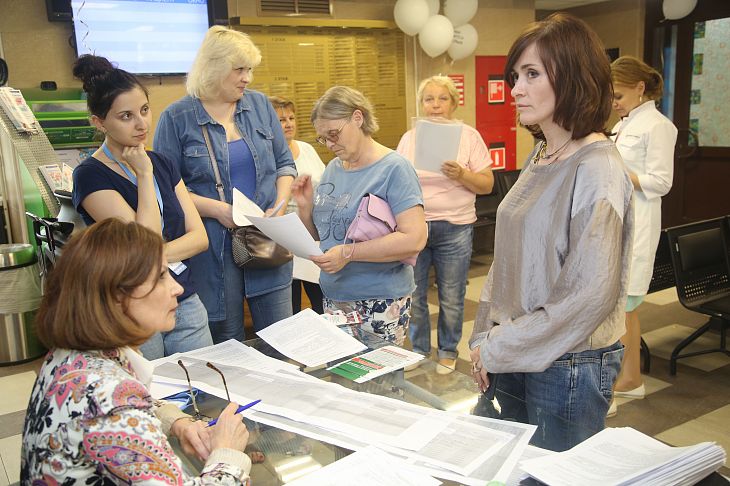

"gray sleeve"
[469,268,496,349]
[480,199,626,373]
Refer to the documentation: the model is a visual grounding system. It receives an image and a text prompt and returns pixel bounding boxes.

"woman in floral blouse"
[21,219,251,484]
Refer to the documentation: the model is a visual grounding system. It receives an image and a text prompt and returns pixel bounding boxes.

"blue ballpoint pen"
[207,399,262,427]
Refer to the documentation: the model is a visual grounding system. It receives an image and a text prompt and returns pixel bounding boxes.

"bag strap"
[202,125,226,203]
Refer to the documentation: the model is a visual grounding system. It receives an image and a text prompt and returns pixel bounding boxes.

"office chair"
[665,218,730,375]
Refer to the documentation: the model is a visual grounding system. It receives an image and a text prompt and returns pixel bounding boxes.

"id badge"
[168,261,187,275]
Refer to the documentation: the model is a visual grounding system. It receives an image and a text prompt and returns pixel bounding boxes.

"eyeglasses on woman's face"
[315,118,351,146]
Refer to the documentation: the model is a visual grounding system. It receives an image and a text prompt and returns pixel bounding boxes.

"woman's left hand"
[311,244,350,273]
[172,417,212,461]
[470,346,490,393]
[441,160,464,180]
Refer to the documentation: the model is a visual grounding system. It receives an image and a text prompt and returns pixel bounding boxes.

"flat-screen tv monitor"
[71,0,215,76]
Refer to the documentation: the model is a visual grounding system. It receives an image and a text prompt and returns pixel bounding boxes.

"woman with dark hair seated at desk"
[21,219,252,484]
[469,13,633,452]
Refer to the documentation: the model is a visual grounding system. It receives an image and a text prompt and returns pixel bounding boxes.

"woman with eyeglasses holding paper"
[21,219,251,484]
[469,13,633,451]
[71,54,213,360]
[396,75,494,374]
[291,86,427,345]
[154,26,297,344]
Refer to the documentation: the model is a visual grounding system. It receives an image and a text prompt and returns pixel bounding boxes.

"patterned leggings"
[323,296,412,346]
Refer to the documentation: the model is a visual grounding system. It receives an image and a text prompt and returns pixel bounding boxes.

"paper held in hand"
[232,188,322,259]
[414,118,463,173]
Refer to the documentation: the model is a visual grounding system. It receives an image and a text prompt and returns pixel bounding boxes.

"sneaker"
[606,400,617,418]
[613,383,645,399]
[436,358,456,375]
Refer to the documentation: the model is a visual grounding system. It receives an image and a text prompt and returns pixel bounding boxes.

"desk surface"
[175,325,728,485]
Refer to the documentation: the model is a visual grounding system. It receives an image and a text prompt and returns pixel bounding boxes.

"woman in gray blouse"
[469,12,634,451]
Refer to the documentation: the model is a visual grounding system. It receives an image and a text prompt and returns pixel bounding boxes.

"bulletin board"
[237,25,407,161]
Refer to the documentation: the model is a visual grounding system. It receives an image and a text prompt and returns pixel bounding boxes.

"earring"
[639,95,643,103]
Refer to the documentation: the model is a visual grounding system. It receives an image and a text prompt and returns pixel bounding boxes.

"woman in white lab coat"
[610,56,677,405]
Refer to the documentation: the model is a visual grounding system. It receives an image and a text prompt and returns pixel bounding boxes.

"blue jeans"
[139,293,213,360]
[475,341,623,452]
[209,241,292,343]
[410,221,473,359]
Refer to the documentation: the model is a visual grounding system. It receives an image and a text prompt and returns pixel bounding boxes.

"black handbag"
[202,125,292,269]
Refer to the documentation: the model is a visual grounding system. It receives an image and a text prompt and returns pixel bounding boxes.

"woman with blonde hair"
[609,55,677,409]
[22,219,251,483]
[155,26,297,343]
[292,86,427,345]
[397,75,493,373]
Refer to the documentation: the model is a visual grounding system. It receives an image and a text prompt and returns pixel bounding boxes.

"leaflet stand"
[0,91,60,244]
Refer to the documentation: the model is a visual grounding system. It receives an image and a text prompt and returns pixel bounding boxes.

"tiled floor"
[2,253,729,481]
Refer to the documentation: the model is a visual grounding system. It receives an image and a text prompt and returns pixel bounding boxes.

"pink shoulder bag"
[344,193,418,266]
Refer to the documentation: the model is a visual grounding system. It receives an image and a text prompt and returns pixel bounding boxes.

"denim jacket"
[154,91,296,319]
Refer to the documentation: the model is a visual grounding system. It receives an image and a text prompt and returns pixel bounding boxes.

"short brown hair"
[269,96,296,113]
[504,12,613,140]
[35,219,164,350]
[611,55,664,101]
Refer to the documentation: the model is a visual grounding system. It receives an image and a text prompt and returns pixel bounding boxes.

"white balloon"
[662,0,698,20]
[425,0,440,16]
[394,0,430,36]
[448,23,478,61]
[443,0,478,27]
[419,15,455,58]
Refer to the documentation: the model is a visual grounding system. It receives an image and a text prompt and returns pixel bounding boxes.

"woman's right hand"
[210,402,250,452]
[121,143,154,176]
[291,175,314,209]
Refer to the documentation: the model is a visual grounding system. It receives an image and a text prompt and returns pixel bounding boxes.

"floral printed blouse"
[21,347,250,485]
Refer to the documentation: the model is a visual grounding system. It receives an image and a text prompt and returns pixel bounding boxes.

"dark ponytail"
[72,54,148,118]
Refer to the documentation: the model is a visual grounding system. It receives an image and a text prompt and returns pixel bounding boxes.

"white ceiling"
[534,0,610,10]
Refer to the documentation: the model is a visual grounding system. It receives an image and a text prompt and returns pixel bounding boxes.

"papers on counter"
[414,118,463,173]
[256,309,366,367]
[328,345,424,383]
[520,427,727,486]
[284,446,441,486]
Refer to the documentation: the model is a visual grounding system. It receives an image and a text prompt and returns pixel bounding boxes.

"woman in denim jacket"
[154,26,297,343]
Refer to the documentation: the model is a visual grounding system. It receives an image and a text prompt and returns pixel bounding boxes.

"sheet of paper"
[327,345,425,383]
[232,188,264,226]
[293,255,320,283]
[414,119,463,173]
[246,213,323,259]
[255,309,366,367]
[284,446,441,486]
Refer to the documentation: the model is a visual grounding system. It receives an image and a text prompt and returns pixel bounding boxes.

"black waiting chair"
[665,217,730,375]
[494,169,521,197]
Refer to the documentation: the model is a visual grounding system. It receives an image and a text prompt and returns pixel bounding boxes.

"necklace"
[534,137,572,165]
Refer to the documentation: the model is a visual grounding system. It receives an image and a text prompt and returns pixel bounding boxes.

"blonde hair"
[611,55,664,101]
[186,26,262,100]
[269,96,296,113]
[417,75,459,108]
[310,86,379,135]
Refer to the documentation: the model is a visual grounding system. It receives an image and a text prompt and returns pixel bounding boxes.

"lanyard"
[102,143,165,231]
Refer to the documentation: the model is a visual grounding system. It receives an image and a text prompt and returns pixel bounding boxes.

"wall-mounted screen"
[71,0,212,75]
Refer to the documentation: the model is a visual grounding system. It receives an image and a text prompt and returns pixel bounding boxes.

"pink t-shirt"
[396,123,492,224]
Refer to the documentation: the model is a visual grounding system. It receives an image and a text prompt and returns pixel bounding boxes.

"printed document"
[414,118,463,173]
[232,188,263,226]
[246,213,323,259]
[327,345,425,383]
[284,446,441,486]
[255,309,366,367]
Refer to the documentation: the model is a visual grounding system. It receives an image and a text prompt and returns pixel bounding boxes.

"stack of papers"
[520,427,726,486]
[327,345,424,383]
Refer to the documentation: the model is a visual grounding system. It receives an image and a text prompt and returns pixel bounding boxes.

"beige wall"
[0,0,644,163]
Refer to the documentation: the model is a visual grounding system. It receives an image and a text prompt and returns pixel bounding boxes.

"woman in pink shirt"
[397,76,494,373]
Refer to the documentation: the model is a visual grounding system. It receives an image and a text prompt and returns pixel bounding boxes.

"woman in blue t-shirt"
[71,55,213,359]
[292,86,427,345]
